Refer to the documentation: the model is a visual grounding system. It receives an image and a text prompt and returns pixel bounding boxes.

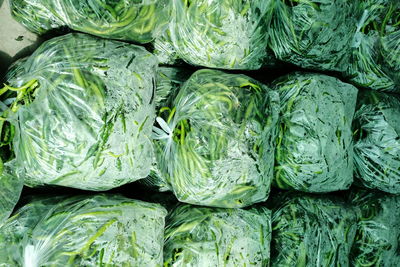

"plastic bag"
[350,190,400,266]
[0,160,23,227]
[164,204,271,266]
[0,194,167,266]
[268,0,357,72]
[269,193,358,267]
[273,72,358,192]
[1,33,157,191]
[353,90,400,194]
[153,69,279,208]
[346,0,400,92]
[163,0,272,70]
[10,0,169,43]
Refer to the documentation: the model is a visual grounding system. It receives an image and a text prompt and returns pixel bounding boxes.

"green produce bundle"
[1,33,157,191]
[270,193,358,267]
[10,0,169,43]
[164,204,271,266]
[153,69,279,208]
[353,90,400,194]
[273,73,358,192]
[0,194,167,266]
[0,161,23,226]
[350,190,400,267]
[160,0,272,70]
[268,0,357,71]
[346,0,400,92]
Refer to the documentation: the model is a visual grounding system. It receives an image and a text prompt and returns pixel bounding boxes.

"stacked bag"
[0,0,398,265]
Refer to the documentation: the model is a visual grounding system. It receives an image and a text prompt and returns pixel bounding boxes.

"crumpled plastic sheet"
[273,72,358,192]
[153,69,280,208]
[4,33,157,191]
[164,204,271,266]
[10,0,170,43]
[0,194,167,266]
[0,160,23,227]
[349,190,400,267]
[160,0,273,70]
[345,0,400,92]
[353,90,400,194]
[268,0,358,72]
[269,193,358,267]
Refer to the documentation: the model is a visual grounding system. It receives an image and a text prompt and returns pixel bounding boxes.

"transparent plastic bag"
[153,69,280,208]
[0,160,23,227]
[350,190,400,266]
[268,0,358,72]
[353,90,400,194]
[269,193,358,267]
[0,194,167,266]
[1,33,157,191]
[154,67,192,110]
[153,29,182,66]
[165,0,272,70]
[164,204,271,266]
[345,0,400,92]
[273,72,358,192]
[10,0,170,43]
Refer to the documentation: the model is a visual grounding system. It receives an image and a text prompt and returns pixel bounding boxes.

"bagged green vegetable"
[270,193,358,267]
[268,0,357,72]
[0,161,23,227]
[1,33,157,191]
[164,204,271,266]
[353,90,400,194]
[273,73,358,192]
[10,0,169,43]
[0,194,167,266]
[153,69,279,208]
[350,190,400,267]
[346,0,400,92]
[162,0,272,70]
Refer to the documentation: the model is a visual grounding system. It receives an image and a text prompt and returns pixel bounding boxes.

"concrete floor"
[0,0,41,79]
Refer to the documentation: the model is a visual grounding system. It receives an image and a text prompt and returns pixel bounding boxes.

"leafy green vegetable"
[269,193,358,267]
[10,0,169,43]
[350,190,400,267]
[0,194,167,266]
[273,72,358,192]
[345,0,400,92]
[153,69,279,208]
[164,204,271,266]
[268,0,357,71]
[353,90,400,194]
[1,33,157,191]
[159,0,272,69]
